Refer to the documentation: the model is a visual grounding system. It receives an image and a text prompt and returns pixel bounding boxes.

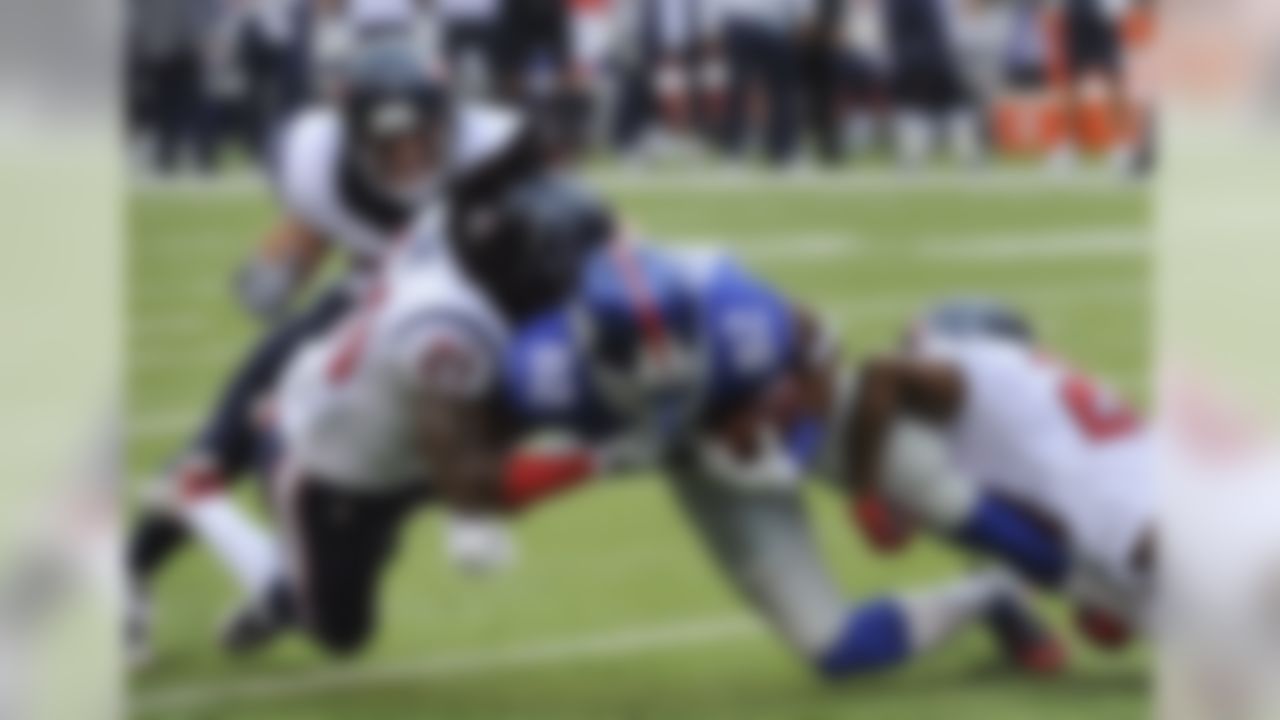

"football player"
[218,171,612,656]
[843,298,1154,645]
[494,244,1066,678]
[126,39,550,662]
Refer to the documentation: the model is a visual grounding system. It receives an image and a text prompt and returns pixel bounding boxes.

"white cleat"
[219,593,291,656]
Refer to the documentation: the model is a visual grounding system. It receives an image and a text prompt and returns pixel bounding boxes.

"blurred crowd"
[127,0,1154,176]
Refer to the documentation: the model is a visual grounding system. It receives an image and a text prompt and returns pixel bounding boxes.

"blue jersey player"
[497,240,1066,679]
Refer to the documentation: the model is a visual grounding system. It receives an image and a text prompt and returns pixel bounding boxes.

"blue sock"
[953,494,1068,587]
[818,600,911,679]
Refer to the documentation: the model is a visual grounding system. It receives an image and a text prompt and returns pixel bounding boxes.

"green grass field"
[129,171,1150,720]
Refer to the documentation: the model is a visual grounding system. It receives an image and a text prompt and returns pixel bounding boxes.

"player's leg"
[126,285,352,592]
[665,466,1046,678]
[272,471,426,656]
[860,420,1072,589]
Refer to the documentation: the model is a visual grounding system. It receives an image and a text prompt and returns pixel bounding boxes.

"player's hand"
[234,259,297,323]
[444,512,518,578]
[850,491,916,554]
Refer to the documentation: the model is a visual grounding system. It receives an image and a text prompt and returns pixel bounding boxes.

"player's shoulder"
[386,255,509,346]
[277,107,342,175]
[668,245,785,316]
[274,106,343,215]
[450,101,527,174]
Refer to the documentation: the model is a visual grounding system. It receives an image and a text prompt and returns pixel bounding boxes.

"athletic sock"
[127,512,191,584]
[182,495,280,595]
[898,569,1017,654]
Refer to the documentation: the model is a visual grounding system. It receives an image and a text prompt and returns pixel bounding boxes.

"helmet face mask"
[352,107,448,207]
[342,41,452,209]
[450,174,613,322]
[572,246,707,442]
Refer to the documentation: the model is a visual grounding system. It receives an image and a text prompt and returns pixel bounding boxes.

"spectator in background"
[609,0,711,165]
[947,0,1018,164]
[838,0,889,160]
[798,0,846,165]
[883,0,982,169]
[131,0,218,174]
[238,0,307,162]
[709,0,814,167]
[1048,0,1134,173]
[200,0,255,170]
[1005,0,1050,98]
[309,0,355,104]
[439,0,502,98]
[495,0,587,154]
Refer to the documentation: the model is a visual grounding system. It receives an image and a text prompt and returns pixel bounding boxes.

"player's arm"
[235,215,331,322]
[844,355,1074,585]
[695,302,836,493]
[396,318,515,512]
[499,429,664,513]
[845,355,966,495]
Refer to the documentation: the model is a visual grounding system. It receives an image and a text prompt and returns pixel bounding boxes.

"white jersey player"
[226,173,612,656]
[844,299,1155,641]
[126,39,548,663]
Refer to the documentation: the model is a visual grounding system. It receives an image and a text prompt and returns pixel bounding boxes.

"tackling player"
[495,243,1066,678]
[219,172,612,656]
[126,38,549,662]
[843,298,1155,645]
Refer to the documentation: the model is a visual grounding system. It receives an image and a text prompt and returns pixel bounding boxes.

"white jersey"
[916,333,1154,617]
[274,102,525,267]
[277,221,509,491]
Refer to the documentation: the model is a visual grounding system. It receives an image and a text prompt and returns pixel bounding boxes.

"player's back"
[505,245,804,446]
[279,245,507,489]
[916,333,1153,572]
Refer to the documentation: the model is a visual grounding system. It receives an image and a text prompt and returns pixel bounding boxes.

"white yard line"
[132,614,760,717]
[685,234,862,262]
[917,229,1145,262]
[130,168,1140,200]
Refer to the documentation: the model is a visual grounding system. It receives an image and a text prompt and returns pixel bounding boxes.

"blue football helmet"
[572,242,705,441]
[915,297,1036,345]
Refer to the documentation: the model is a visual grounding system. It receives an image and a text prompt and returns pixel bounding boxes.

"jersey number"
[1059,373,1139,442]
[327,281,387,384]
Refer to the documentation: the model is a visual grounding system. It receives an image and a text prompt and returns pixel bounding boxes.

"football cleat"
[219,589,293,656]
[1075,605,1133,651]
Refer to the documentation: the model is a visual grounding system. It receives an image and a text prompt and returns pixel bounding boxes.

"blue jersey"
[503,249,823,464]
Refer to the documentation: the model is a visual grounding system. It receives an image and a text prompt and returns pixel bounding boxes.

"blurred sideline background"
[127,0,1154,179]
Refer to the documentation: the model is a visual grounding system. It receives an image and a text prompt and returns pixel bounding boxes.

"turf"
[129,171,1150,719]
